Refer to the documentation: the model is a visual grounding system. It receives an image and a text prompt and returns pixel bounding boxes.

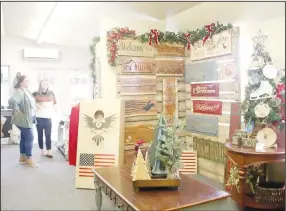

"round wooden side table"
[225,142,285,209]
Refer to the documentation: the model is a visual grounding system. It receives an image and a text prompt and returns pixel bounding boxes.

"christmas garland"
[105,22,233,66]
[89,36,100,96]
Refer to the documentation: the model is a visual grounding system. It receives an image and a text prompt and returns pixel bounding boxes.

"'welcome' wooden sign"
[117,39,154,57]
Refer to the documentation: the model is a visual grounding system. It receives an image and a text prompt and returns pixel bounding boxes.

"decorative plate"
[254,103,271,118]
[256,128,277,147]
[262,64,278,79]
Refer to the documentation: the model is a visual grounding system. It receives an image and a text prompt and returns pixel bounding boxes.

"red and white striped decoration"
[79,154,115,177]
[179,151,197,175]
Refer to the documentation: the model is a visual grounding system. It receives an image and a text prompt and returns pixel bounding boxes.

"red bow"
[149,29,160,45]
[184,33,191,50]
[202,23,215,45]
[134,139,144,152]
[276,83,285,103]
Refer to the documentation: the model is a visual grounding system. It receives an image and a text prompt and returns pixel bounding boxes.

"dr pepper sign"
[190,83,219,97]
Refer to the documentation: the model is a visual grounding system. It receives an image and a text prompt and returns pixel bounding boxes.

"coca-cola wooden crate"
[193,100,222,115]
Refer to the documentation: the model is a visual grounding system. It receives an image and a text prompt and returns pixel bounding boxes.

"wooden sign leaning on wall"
[118,76,157,95]
[193,136,226,164]
[125,98,158,117]
[191,29,233,61]
[163,78,178,124]
[155,43,185,57]
[156,59,184,76]
[124,124,155,145]
[117,57,156,75]
[117,39,155,57]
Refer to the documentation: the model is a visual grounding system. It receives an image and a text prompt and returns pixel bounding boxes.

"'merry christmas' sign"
[191,83,219,97]
[193,100,222,115]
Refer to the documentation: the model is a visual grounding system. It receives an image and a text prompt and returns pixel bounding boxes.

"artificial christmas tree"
[241,30,285,146]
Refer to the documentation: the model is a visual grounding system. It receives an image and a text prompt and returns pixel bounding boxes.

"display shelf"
[225,142,285,209]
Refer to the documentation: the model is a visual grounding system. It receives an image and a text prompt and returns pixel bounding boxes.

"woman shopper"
[8,75,38,167]
[33,80,57,158]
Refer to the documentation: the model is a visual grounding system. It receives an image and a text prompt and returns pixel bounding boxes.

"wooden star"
[252,29,268,47]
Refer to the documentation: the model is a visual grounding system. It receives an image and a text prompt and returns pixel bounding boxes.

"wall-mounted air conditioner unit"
[23,48,60,61]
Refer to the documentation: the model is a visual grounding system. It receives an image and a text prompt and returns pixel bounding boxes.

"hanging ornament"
[254,103,271,118]
[249,55,265,70]
[256,128,277,147]
[250,80,274,100]
[269,97,281,107]
[249,72,262,85]
[202,23,215,45]
[262,64,278,79]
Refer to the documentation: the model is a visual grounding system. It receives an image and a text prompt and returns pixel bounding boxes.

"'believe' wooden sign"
[193,100,222,115]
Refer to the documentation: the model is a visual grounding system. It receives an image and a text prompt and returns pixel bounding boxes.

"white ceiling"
[1,2,200,48]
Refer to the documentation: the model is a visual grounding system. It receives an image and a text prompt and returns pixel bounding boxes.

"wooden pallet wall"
[184,27,241,183]
[115,40,187,156]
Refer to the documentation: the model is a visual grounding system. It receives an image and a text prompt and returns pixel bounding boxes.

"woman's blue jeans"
[17,126,34,157]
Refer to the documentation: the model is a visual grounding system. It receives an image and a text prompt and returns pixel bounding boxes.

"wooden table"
[93,165,230,211]
[225,142,285,210]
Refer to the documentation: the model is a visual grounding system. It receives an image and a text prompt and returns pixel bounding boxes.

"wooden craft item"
[232,136,242,146]
[193,100,222,115]
[118,76,156,95]
[218,61,239,80]
[190,82,219,97]
[132,149,151,181]
[185,61,218,83]
[163,78,178,124]
[256,128,277,147]
[186,114,219,136]
[228,103,241,141]
[156,59,184,76]
[179,151,197,174]
[155,43,185,57]
[193,136,225,164]
[117,57,156,75]
[75,99,125,189]
[234,129,247,138]
[117,39,155,57]
[125,98,158,117]
[191,29,232,61]
[124,124,155,145]
[241,137,257,148]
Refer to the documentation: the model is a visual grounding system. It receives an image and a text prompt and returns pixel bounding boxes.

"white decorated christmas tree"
[241,30,285,138]
[132,149,151,181]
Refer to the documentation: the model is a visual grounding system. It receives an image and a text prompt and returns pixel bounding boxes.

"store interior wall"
[1,36,93,142]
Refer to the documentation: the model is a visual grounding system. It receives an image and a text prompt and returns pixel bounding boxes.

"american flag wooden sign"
[78,153,116,178]
[179,151,197,175]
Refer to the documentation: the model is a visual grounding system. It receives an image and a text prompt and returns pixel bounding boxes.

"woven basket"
[255,182,285,206]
